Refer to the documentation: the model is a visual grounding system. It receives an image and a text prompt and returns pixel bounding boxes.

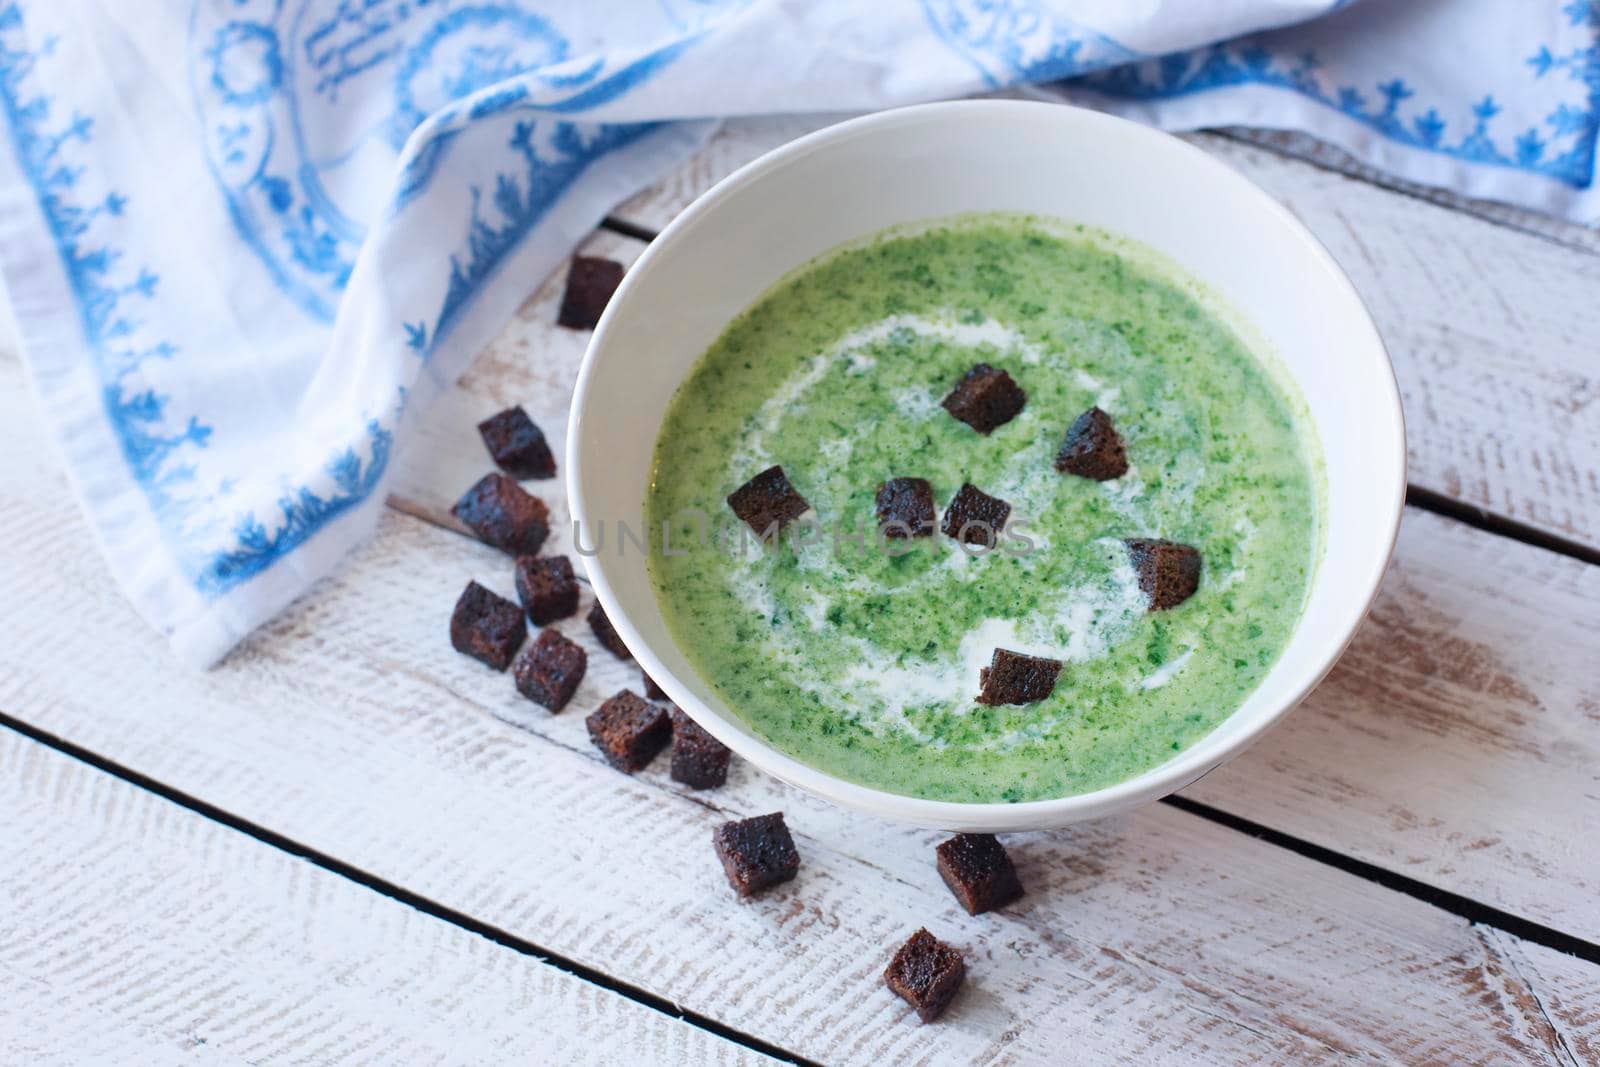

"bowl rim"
[567,98,1406,830]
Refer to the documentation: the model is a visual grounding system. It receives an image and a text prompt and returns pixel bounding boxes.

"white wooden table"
[3,113,1599,1065]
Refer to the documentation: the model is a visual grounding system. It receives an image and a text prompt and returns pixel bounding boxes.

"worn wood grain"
[0,730,776,1067]
[1186,506,1600,929]
[610,113,1600,553]
[1515,938,1600,1066]
[0,354,1596,1064]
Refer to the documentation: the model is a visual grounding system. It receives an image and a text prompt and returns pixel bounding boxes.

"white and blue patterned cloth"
[0,1,1595,665]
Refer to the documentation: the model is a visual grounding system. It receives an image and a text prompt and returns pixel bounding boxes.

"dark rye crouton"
[449,581,526,671]
[452,473,549,555]
[514,554,579,625]
[976,648,1061,706]
[875,477,935,538]
[670,707,731,789]
[941,363,1025,434]
[936,834,1025,915]
[587,602,632,660]
[477,406,556,480]
[513,629,587,712]
[557,256,625,330]
[586,690,671,772]
[726,465,810,538]
[641,669,667,701]
[884,928,966,1023]
[712,812,799,897]
[1055,406,1127,481]
[940,483,1011,547]
[1124,538,1202,611]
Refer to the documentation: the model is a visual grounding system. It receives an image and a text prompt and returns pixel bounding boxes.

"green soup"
[645,215,1319,803]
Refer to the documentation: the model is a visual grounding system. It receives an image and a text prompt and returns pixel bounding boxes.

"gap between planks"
[392,468,1600,967]
[0,727,788,1067]
[18,476,1593,985]
[0,711,817,1067]
[4,438,1596,1059]
[1404,485,1600,569]
[1161,794,1600,968]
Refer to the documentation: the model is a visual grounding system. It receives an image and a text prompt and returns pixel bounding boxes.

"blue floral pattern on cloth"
[920,0,1140,86]
[0,0,1594,663]
[1077,1,1600,188]
[191,1,696,323]
[0,3,399,596]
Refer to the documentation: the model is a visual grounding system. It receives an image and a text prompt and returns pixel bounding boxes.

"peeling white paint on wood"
[1188,507,1600,936]
[0,350,1596,1061]
[0,731,776,1066]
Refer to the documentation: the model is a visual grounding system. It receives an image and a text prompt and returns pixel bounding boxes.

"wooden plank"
[0,730,776,1066]
[1515,939,1600,1066]
[0,358,1596,1063]
[1187,505,1600,928]
[610,114,1600,553]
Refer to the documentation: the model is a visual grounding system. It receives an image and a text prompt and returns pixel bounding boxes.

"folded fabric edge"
[0,109,714,668]
[0,137,219,653]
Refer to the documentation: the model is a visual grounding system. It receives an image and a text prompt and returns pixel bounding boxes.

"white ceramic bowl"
[568,100,1404,831]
